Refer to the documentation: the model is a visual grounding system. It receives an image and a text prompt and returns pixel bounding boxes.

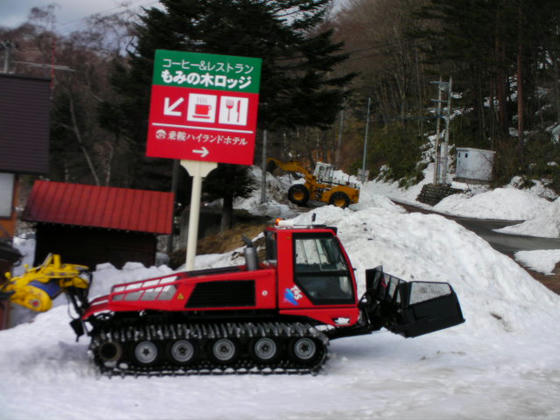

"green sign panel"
[153,50,262,93]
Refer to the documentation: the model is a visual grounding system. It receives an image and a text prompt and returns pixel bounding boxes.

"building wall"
[456,148,495,182]
[0,176,19,330]
[0,176,18,240]
[34,225,157,269]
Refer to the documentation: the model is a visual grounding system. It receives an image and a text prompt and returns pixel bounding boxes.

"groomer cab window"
[293,232,354,305]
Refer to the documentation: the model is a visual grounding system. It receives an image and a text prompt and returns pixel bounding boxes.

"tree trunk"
[554,58,560,123]
[516,1,525,166]
[495,36,508,135]
[69,96,101,186]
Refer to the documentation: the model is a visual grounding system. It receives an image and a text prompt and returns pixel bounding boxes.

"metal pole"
[441,77,453,184]
[433,77,443,184]
[260,129,267,204]
[361,97,371,183]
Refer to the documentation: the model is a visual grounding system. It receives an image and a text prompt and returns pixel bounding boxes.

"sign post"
[146,50,262,270]
[181,160,217,270]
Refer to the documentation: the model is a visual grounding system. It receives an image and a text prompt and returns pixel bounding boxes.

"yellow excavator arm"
[0,254,90,312]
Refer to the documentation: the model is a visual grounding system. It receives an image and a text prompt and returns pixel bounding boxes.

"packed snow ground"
[2,170,560,419]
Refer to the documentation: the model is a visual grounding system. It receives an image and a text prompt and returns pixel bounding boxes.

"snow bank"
[496,197,560,238]
[434,187,553,220]
[515,249,560,274]
[233,166,298,218]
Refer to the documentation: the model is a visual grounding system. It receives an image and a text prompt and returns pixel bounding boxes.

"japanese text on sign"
[160,70,253,90]
[153,50,261,93]
[154,129,249,146]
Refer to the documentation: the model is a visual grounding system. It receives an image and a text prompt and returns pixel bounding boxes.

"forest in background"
[2,0,560,203]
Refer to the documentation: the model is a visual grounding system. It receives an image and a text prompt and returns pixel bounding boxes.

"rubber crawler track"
[89,321,329,376]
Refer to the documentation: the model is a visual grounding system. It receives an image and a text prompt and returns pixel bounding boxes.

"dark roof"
[23,181,174,234]
[0,74,50,174]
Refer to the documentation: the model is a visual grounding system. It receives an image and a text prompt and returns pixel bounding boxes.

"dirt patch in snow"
[518,261,560,295]
[169,222,268,269]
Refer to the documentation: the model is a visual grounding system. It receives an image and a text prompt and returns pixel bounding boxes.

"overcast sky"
[0,0,158,33]
[0,0,348,34]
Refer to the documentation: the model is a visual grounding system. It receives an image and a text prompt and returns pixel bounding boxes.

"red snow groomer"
[79,220,464,375]
[2,220,464,375]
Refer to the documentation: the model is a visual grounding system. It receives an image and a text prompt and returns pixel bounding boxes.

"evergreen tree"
[104,0,353,228]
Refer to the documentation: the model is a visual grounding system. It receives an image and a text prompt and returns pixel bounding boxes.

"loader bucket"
[366,268,465,338]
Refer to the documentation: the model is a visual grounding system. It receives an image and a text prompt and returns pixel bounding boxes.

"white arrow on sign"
[193,147,209,158]
[164,97,184,116]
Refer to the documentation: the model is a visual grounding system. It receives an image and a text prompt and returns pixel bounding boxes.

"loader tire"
[288,184,310,206]
[329,192,350,208]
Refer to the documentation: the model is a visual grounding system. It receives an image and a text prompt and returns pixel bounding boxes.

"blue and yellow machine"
[0,254,90,312]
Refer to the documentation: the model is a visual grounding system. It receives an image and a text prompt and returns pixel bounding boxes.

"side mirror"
[4,272,11,280]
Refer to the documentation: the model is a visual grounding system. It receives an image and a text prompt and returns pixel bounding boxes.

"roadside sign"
[146,50,262,165]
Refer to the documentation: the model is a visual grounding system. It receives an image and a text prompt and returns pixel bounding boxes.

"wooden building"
[0,74,51,328]
[23,181,174,269]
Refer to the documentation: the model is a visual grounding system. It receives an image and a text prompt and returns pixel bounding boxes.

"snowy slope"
[1,197,559,420]
[496,198,560,238]
[362,163,559,238]
[515,249,560,275]
[434,187,552,221]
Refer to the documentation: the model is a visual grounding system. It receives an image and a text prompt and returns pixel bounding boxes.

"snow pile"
[351,186,407,213]
[1,195,559,419]
[88,262,174,300]
[360,163,433,204]
[515,249,560,274]
[510,176,558,201]
[295,202,558,334]
[496,197,560,238]
[361,164,558,238]
[330,167,360,187]
[233,166,299,218]
[434,187,553,220]
[11,235,35,271]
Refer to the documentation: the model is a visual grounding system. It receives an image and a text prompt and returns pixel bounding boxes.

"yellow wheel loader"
[266,158,360,208]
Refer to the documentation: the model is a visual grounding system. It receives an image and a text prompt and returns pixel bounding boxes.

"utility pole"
[441,77,453,184]
[431,77,452,184]
[361,97,371,183]
[432,78,443,184]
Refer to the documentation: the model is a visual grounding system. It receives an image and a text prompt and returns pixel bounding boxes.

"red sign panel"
[146,50,262,165]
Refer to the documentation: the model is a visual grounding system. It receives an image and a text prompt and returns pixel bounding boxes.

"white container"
[455,147,495,182]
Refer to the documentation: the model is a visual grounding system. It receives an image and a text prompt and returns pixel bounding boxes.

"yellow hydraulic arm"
[0,254,90,312]
[266,157,316,184]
